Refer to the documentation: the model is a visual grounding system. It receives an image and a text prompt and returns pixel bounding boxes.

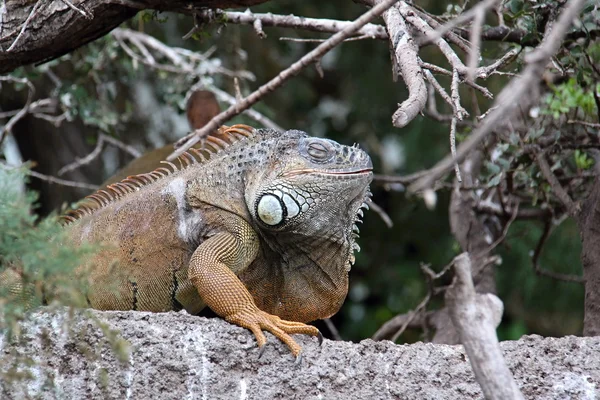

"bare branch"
[57,136,105,176]
[420,61,493,98]
[100,134,142,158]
[568,120,600,128]
[0,76,35,146]
[209,86,283,132]
[531,219,585,283]
[368,201,394,228]
[407,0,587,193]
[533,148,580,216]
[477,47,520,79]
[474,200,551,219]
[467,8,485,82]
[169,0,403,160]
[112,28,255,81]
[59,0,93,19]
[6,0,41,52]
[196,9,388,40]
[446,253,525,400]
[424,70,454,110]
[390,292,431,342]
[373,170,430,185]
[0,162,98,190]
[372,311,428,341]
[424,0,501,46]
[323,318,342,341]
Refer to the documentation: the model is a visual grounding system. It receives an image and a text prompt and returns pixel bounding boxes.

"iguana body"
[42,126,373,357]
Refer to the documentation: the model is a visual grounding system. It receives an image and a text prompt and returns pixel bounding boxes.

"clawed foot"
[225,307,322,359]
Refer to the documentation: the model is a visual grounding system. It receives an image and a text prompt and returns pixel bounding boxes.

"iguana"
[9,125,373,359]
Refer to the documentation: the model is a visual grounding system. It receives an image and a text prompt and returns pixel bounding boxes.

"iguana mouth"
[282,168,373,177]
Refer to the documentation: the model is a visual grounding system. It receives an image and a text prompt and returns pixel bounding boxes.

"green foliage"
[0,166,97,336]
[543,78,598,119]
[0,167,132,390]
[574,150,594,170]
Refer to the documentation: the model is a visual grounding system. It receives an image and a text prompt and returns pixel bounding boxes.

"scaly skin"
[33,126,374,358]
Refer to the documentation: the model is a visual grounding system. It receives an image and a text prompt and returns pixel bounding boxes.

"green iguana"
[9,125,373,359]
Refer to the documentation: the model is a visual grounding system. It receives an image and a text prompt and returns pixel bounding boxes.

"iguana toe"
[226,307,319,358]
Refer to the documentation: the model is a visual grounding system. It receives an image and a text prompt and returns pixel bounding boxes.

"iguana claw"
[317,331,324,346]
[258,344,267,359]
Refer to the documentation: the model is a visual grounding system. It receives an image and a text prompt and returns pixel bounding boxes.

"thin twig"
[368,201,394,228]
[567,120,600,128]
[278,35,373,43]
[474,200,551,219]
[467,8,484,82]
[215,89,281,131]
[0,76,35,146]
[533,148,580,216]
[100,134,142,158]
[424,70,454,110]
[57,136,105,176]
[7,0,41,52]
[420,61,493,98]
[390,292,431,342]
[112,28,254,81]
[450,117,461,182]
[59,0,92,19]
[169,0,403,160]
[0,162,99,190]
[482,201,519,255]
[450,69,464,182]
[423,0,501,45]
[531,219,585,283]
[372,310,428,341]
[323,318,342,341]
[373,170,430,185]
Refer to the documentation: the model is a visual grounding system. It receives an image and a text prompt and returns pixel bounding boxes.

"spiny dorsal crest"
[61,124,256,225]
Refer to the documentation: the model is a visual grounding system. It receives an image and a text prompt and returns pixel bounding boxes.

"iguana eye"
[307,142,330,160]
[256,190,305,226]
[257,194,284,225]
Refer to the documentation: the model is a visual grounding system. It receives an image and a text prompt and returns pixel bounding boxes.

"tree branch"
[0,0,270,74]
[196,9,388,40]
[446,253,525,400]
[168,0,403,160]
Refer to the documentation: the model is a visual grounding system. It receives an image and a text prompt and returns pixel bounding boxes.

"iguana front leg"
[188,222,320,358]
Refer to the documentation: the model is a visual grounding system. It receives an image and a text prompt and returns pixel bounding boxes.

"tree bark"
[0,0,269,74]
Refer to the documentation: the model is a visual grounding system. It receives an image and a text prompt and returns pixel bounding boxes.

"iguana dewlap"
[63,125,373,358]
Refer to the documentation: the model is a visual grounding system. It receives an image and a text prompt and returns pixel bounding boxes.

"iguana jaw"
[280,168,373,178]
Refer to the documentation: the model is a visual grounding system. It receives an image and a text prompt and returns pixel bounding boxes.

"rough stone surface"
[0,309,599,399]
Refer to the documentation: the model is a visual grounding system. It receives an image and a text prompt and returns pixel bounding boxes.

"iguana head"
[243,129,372,322]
